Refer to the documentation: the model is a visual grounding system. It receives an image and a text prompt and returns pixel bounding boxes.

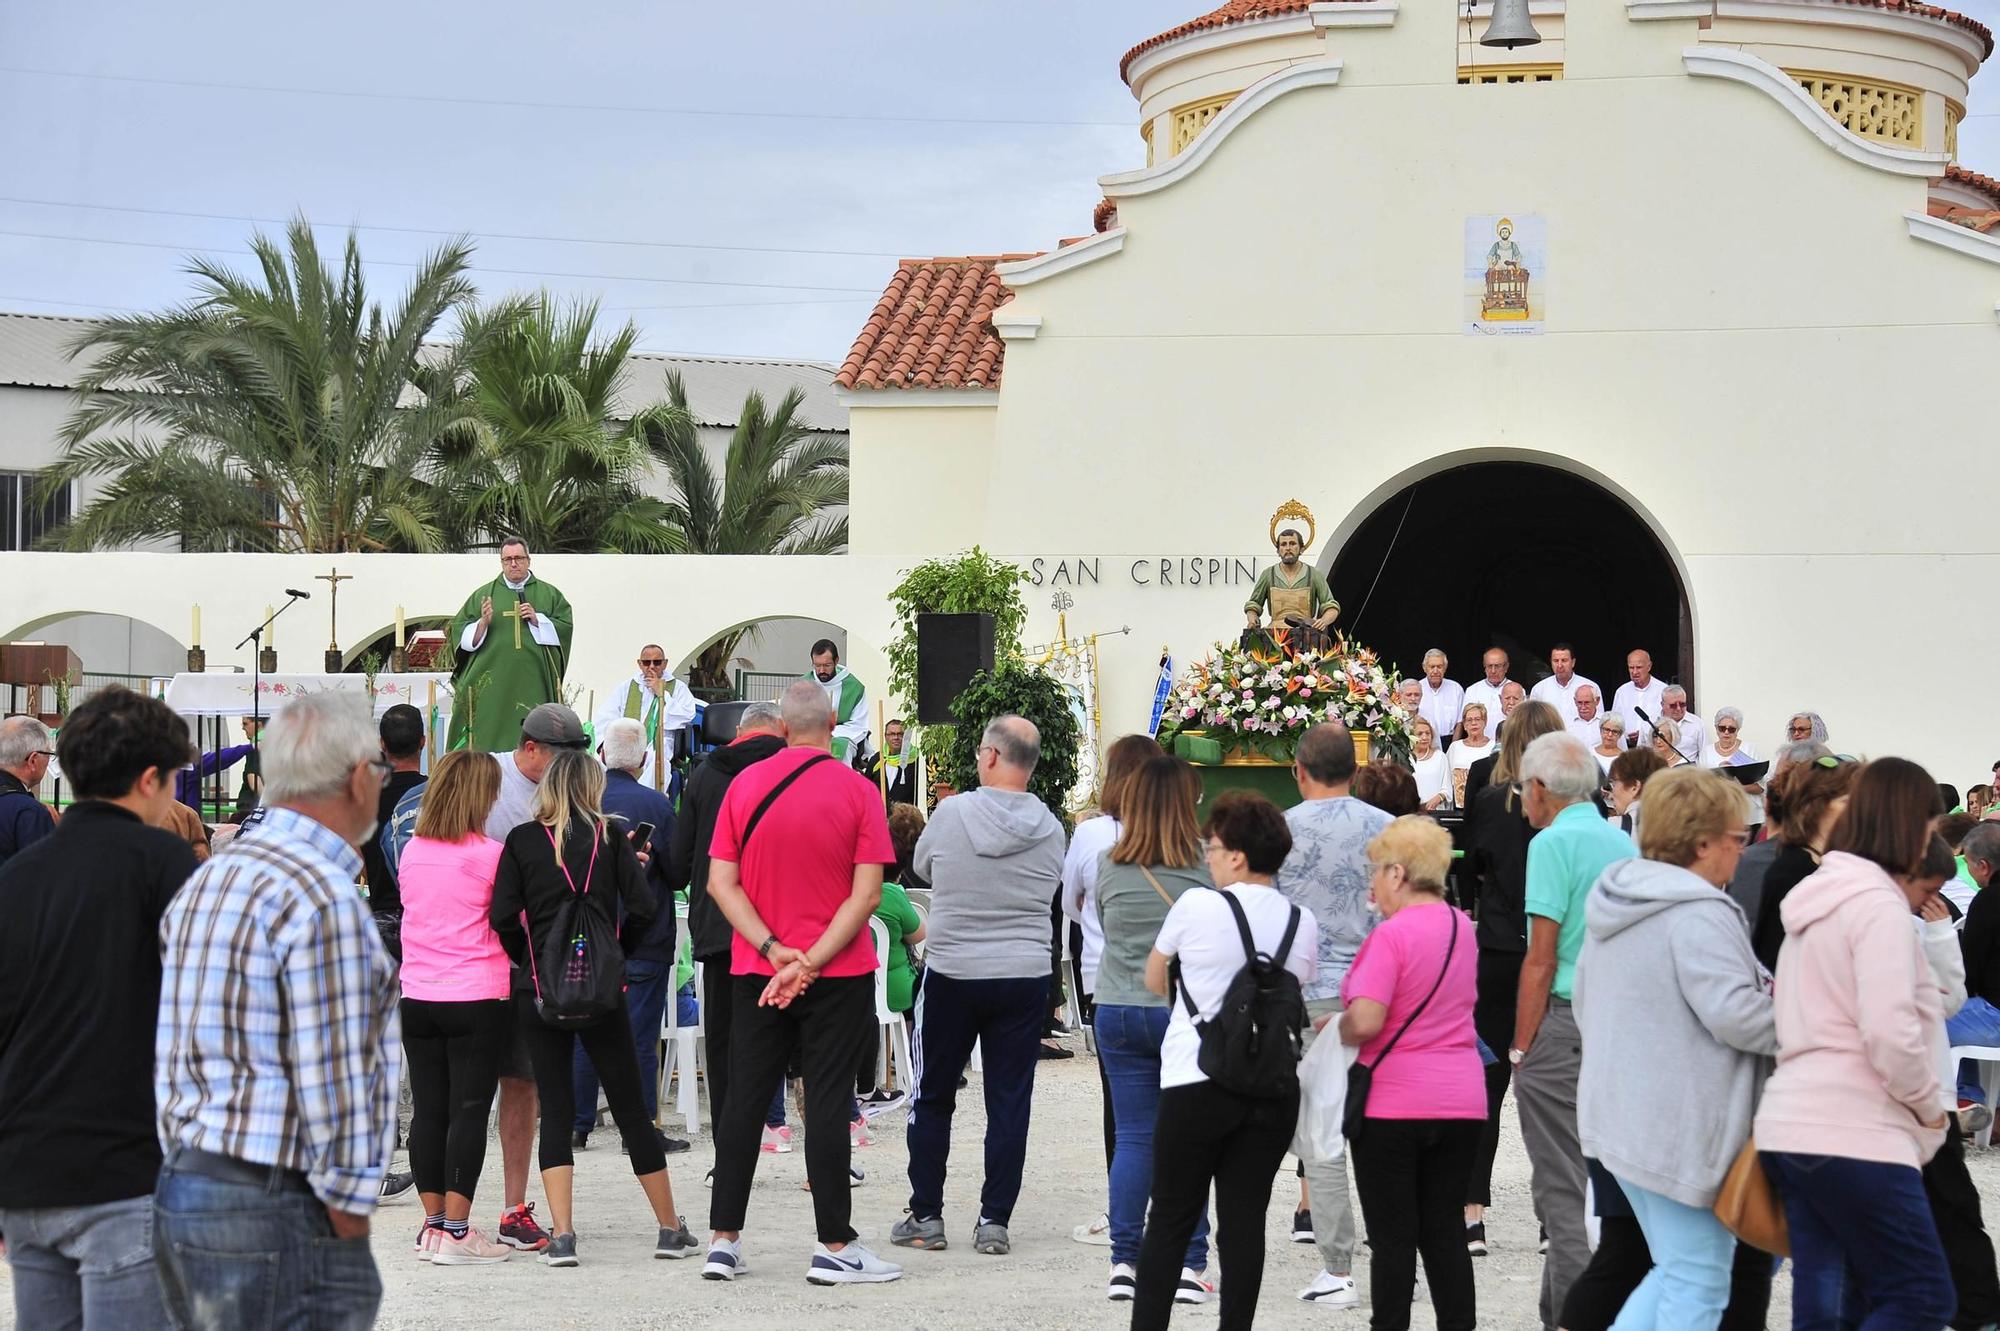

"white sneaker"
[1072,1212,1113,1246]
[431,1226,511,1266]
[1175,1267,1216,1304]
[702,1238,747,1281]
[761,1124,793,1154]
[1107,1261,1137,1301]
[1300,1271,1360,1306]
[806,1241,903,1285]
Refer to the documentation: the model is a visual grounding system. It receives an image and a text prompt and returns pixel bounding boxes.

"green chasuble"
[1244,562,1337,620]
[444,574,575,752]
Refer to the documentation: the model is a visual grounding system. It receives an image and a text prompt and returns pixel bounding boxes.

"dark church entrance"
[1325,461,1692,700]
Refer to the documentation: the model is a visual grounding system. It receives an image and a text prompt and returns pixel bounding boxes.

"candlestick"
[192,604,201,646]
[395,605,406,649]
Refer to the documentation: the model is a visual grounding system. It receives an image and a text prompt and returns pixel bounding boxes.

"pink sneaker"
[761,1124,793,1154]
[849,1118,874,1149]
[415,1224,444,1261]
[432,1226,512,1266]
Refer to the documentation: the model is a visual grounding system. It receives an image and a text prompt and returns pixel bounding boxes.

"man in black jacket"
[0,687,197,1328]
[666,701,786,1131]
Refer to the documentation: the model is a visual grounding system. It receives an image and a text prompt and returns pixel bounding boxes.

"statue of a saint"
[1243,500,1339,653]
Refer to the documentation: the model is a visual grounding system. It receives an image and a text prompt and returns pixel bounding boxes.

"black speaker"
[916,612,996,726]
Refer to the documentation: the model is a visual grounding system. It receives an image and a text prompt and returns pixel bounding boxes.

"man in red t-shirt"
[701,681,903,1286]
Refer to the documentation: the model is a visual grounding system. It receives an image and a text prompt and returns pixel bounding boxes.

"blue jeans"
[1763,1151,1955,1330]
[152,1153,381,1331]
[1946,995,2000,1105]
[0,1195,166,1330]
[906,970,1047,1226]
[1609,1175,1737,1331]
[571,960,671,1131]
[1095,1003,1209,1269]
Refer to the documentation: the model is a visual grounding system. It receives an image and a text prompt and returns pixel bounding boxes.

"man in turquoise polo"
[1511,732,1634,1331]
[805,639,872,769]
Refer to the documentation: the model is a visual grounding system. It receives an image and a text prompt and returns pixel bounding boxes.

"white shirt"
[1462,678,1513,731]
[1155,881,1317,1089]
[1060,815,1121,991]
[1530,673,1601,724]
[1567,715,1608,747]
[484,749,540,842]
[1612,677,1667,743]
[460,576,562,653]
[814,668,872,768]
[1418,678,1465,739]
[593,673,699,787]
[1411,750,1453,808]
[1446,738,1494,775]
[1659,711,1705,763]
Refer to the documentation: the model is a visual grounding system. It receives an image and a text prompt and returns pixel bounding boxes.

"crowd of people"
[3,633,2000,1330]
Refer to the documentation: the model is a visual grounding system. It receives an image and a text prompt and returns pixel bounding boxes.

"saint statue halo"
[1269,498,1317,554]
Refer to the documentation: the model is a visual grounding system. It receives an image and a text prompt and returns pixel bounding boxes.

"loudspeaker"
[916,612,996,726]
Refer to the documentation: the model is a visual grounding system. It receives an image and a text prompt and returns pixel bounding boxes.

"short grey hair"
[1961,821,2000,869]
[1789,712,1829,744]
[1599,713,1626,735]
[0,715,52,768]
[1713,706,1744,730]
[1422,648,1447,666]
[261,693,378,804]
[982,714,1041,774]
[600,718,647,773]
[781,679,833,737]
[1654,717,1682,750]
[1663,685,1689,704]
[1521,733,1602,803]
[739,701,784,733]
[1574,683,1598,704]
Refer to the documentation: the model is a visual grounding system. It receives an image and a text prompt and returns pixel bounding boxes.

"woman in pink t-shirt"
[1338,815,1483,1331]
[396,750,514,1266]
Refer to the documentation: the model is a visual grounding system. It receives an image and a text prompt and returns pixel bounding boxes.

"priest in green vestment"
[444,539,575,752]
[805,637,872,767]
[592,642,698,789]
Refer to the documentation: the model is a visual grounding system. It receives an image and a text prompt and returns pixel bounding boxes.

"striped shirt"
[156,806,401,1215]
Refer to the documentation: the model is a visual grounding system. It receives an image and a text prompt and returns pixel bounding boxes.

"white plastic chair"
[1952,1044,2000,1148]
[869,916,915,1093]
[659,903,705,1135]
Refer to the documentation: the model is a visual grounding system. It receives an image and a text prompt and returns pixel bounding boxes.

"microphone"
[1633,706,1653,727]
[284,588,312,599]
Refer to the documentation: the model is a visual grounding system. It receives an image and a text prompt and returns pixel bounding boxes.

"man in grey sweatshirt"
[892,715,1066,1258]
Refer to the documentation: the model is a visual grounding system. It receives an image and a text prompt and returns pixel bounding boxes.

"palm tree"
[43,218,484,552]
[424,297,687,553]
[647,371,849,691]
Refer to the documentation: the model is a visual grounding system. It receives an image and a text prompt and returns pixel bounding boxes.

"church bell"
[1479,0,1543,48]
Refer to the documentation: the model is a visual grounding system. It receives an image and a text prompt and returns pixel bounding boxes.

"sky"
[2,0,1999,365]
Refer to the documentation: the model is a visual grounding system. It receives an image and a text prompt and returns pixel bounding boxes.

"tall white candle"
[192,604,201,646]
[264,606,275,652]
[395,605,406,649]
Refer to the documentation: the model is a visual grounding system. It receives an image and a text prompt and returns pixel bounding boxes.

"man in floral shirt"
[1276,722,1392,1306]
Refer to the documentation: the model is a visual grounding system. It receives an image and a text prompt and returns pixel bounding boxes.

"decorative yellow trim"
[1457,62,1563,85]
[1168,92,1237,157]
[1946,101,1962,160]
[1785,69,1922,147]
[1140,118,1156,168]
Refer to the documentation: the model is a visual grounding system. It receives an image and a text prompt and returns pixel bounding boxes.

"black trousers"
[1470,947,1522,1207]
[516,993,666,1176]
[1351,1118,1481,1331]
[709,973,873,1244]
[1925,1119,2000,1330]
[400,997,509,1202]
[701,956,735,1128]
[1131,1080,1296,1331]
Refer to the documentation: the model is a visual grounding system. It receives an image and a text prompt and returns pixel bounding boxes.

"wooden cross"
[315,566,353,650]
[501,598,529,650]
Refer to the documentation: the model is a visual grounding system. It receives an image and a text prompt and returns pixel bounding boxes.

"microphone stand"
[235,593,308,805]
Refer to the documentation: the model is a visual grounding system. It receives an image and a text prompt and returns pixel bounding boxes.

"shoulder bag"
[1713,1137,1789,1256]
[738,752,835,853]
[1343,911,1460,1143]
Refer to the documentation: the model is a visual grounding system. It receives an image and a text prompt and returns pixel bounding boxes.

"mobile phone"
[627,821,655,846]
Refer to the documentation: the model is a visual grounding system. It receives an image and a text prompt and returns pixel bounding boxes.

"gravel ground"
[6,1041,1999,1329]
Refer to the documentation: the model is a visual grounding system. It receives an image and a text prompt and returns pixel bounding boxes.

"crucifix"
[316,566,353,673]
[501,598,530,650]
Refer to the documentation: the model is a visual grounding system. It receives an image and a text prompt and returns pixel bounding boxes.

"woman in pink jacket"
[1756,757,1954,1330]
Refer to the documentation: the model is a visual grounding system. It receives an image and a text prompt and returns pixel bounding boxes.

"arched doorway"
[1326,460,1692,697]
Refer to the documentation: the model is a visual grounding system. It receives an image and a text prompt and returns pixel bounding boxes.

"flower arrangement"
[1155,633,1414,765]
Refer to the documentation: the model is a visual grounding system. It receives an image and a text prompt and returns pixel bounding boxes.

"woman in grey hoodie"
[1574,767,1777,1330]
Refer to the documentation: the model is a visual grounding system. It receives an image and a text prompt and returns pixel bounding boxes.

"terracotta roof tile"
[835,256,1041,391]
[1094,197,1120,232]
[1942,162,2000,208]
[1120,0,1989,82]
[1932,202,2000,232]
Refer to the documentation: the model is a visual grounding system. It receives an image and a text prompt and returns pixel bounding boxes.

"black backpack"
[1172,889,1308,1098]
[526,825,625,1029]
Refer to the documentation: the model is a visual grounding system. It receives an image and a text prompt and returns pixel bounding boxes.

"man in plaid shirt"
[153,692,402,1330]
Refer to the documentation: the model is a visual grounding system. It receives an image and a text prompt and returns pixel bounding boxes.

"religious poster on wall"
[1464,213,1546,335]
[1033,631,1102,815]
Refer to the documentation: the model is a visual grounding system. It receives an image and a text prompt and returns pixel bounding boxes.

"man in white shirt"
[1462,648,1514,737]
[1492,681,1527,733]
[1396,678,1424,719]
[1528,644,1600,725]
[804,640,872,769]
[1565,683,1606,746]
[1418,649,1465,742]
[1611,649,1667,746]
[1658,686,1704,762]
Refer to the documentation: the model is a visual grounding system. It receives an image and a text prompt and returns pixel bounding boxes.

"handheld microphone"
[284,588,312,599]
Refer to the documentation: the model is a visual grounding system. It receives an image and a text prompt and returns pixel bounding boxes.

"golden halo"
[1496,217,1514,234]
[1269,498,1316,551]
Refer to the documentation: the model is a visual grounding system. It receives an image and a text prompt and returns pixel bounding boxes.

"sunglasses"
[1813,754,1859,769]
[1715,725,1738,735]
[638,658,666,667]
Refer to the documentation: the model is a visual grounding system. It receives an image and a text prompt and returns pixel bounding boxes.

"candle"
[265,606,275,651]
[395,605,406,649]
[192,604,201,646]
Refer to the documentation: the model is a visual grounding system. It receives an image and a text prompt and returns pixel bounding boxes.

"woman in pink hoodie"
[1756,758,1954,1330]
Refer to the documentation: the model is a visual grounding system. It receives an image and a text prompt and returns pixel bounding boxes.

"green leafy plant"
[938,664,1082,830]
[885,548,1029,754]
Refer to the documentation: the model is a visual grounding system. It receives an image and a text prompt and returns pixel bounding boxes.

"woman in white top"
[1058,733,1158,1246]
[1700,706,1765,829]
[1132,791,1318,1330]
[1651,718,1693,769]
[1410,718,1452,811]
[1593,713,1626,775]
[1446,703,1496,809]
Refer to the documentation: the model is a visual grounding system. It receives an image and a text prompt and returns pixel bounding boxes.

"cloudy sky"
[3,0,1998,364]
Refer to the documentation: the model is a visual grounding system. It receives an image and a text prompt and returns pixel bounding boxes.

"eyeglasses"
[637,657,666,667]
[1715,725,1738,735]
[1813,754,1859,769]
[365,755,394,783]
[30,749,55,759]
[500,554,529,564]
[976,744,997,761]
[1722,828,1751,845]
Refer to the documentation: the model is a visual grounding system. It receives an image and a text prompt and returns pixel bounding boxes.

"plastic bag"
[1292,1031,1355,1164]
